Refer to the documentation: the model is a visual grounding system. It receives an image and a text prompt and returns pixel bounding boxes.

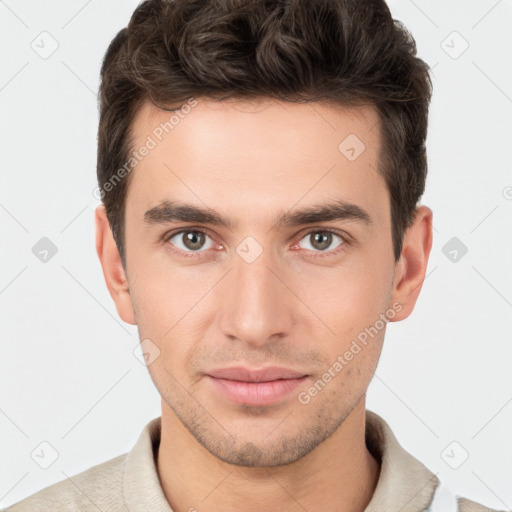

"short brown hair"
[97,0,432,268]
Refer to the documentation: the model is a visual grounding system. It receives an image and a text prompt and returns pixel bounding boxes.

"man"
[5,0,505,511]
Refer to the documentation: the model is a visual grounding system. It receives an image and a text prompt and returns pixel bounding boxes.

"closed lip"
[207,366,307,382]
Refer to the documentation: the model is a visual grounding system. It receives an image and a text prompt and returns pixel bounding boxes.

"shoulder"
[364,410,508,512]
[458,496,509,512]
[3,453,128,512]
[428,481,508,512]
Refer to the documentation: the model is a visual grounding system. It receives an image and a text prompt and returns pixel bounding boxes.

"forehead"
[125,97,387,226]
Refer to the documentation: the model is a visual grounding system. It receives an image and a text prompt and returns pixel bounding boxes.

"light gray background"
[1,0,511,509]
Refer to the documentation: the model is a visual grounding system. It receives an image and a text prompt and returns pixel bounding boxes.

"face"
[98,97,428,468]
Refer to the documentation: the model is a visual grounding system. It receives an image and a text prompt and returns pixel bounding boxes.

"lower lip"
[207,376,308,406]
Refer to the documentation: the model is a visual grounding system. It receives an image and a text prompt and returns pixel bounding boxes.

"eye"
[296,230,346,255]
[166,229,215,253]
[164,228,348,260]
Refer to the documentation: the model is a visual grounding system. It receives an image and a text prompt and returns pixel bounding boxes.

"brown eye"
[298,230,344,253]
[167,230,214,252]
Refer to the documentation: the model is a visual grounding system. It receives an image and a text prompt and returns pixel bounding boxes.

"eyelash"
[163,228,350,260]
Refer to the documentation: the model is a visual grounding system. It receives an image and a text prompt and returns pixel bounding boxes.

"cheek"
[290,257,391,385]
[292,256,393,336]
[128,260,216,370]
[128,244,209,322]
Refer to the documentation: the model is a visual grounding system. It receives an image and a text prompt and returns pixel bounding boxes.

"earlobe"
[95,204,137,325]
[389,205,433,322]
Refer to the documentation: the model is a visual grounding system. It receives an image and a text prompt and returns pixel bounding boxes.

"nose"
[217,243,295,348]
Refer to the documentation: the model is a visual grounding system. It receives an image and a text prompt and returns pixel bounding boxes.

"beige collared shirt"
[4,410,502,512]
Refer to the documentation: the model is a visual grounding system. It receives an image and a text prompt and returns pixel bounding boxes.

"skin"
[95,97,433,512]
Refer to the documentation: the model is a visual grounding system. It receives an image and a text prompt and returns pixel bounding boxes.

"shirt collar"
[364,409,439,512]
[122,416,173,511]
[122,410,439,512]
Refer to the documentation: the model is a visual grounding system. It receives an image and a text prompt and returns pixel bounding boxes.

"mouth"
[206,366,309,406]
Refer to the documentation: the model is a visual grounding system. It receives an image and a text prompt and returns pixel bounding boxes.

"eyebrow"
[143,199,372,230]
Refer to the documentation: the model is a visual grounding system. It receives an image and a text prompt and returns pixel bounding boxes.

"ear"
[389,205,433,322]
[95,204,136,325]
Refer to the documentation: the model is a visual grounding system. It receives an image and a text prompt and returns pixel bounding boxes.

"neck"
[157,396,380,512]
